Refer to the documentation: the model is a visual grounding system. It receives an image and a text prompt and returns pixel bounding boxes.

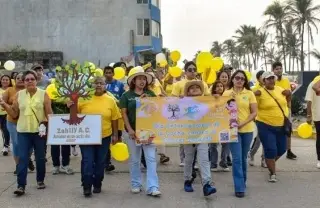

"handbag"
[263,88,292,137]
[31,109,48,139]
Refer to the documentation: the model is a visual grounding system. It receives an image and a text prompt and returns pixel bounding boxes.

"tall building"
[0,0,162,68]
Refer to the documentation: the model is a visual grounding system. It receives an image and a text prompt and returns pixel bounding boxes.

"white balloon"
[4,60,15,71]
[156,53,166,63]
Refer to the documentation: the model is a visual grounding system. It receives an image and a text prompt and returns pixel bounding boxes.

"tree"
[259,31,269,71]
[210,41,224,57]
[54,61,96,125]
[264,1,290,72]
[167,104,180,119]
[284,23,301,73]
[310,49,320,70]
[223,39,237,67]
[288,0,320,71]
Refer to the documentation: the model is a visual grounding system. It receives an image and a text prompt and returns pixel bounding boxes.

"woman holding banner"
[67,76,120,197]
[120,67,161,197]
[223,70,257,198]
[0,70,52,196]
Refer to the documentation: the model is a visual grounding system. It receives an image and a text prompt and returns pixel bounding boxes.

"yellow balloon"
[169,66,182,78]
[197,63,207,73]
[170,50,181,62]
[211,57,224,71]
[196,52,213,69]
[159,60,168,68]
[4,60,15,71]
[297,123,313,139]
[95,68,103,77]
[110,142,129,162]
[244,70,252,81]
[113,67,126,80]
[46,83,59,100]
[206,69,217,84]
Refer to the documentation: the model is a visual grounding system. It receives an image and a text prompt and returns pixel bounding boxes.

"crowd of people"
[0,59,319,199]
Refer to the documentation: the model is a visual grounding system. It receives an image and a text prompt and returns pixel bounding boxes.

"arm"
[306,101,312,124]
[111,120,119,144]
[121,108,136,139]
[254,90,261,96]
[238,103,258,129]
[2,90,9,103]
[0,95,19,119]
[44,93,53,119]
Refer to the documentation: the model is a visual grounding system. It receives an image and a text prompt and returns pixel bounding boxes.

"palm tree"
[310,49,320,70]
[210,41,224,57]
[266,46,283,64]
[288,0,320,71]
[235,45,246,69]
[223,39,237,67]
[264,1,290,72]
[284,23,301,73]
[259,31,269,71]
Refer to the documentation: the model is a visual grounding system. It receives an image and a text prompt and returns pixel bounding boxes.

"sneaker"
[83,188,92,197]
[210,164,218,172]
[28,160,35,172]
[148,189,161,197]
[286,150,297,160]
[184,180,194,192]
[219,163,230,172]
[37,181,46,189]
[105,164,115,172]
[261,160,267,168]
[179,162,185,167]
[60,166,74,175]
[248,155,254,166]
[227,156,232,166]
[193,165,199,170]
[203,183,217,196]
[159,154,170,164]
[13,187,25,196]
[93,187,101,194]
[2,147,9,156]
[131,187,142,194]
[268,174,277,183]
[72,146,78,156]
[235,192,245,198]
[317,161,320,169]
[52,166,60,175]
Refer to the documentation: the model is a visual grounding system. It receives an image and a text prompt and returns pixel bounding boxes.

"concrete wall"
[0,0,152,66]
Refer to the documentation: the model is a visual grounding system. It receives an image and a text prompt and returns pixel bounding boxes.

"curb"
[292,129,316,140]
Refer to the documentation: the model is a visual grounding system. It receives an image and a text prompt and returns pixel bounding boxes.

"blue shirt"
[105,79,125,100]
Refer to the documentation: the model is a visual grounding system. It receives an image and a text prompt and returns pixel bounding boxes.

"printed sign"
[136,96,238,145]
[47,114,102,145]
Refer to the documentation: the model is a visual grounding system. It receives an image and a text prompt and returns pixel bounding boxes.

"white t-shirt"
[305,82,320,121]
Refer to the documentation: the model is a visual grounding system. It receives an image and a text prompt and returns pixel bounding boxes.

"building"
[0,0,162,68]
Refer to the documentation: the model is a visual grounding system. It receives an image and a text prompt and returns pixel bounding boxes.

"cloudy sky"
[161,0,320,71]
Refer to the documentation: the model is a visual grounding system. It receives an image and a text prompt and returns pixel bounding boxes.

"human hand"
[128,129,136,140]
[179,95,184,99]
[111,135,119,145]
[254,90,261,96]
[307,116,312,125]
[212,94,220,99]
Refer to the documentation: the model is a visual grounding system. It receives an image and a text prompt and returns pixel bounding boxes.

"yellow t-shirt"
[171,79,210,96]
[150,79,163,96]
[275,77,291,91]
[251,83,263,92]
[165,84,173,96]
[78,94,120,138]
[256,86,288,126]
[223,88,257,133]
[0,88,7,115]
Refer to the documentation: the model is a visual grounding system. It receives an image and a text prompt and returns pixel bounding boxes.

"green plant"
[291,95,306,116]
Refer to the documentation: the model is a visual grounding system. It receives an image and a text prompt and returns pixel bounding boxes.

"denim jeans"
[7,121,18,157]
[229,132,253,193]
[16,132,46,188]
[127,137,159,193]
[0,115,10,148]
[51,145,71,167]
[80,137,110,189]
[209,143,230,167]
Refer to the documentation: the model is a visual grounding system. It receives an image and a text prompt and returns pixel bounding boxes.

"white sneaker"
[317,161,320,169]
[149,190,161,197]
[60,166,74,175]
[2,147,9,156]
[179,162,185,167]
[72,146,78,156]
[131,187,142,194]
[268,174,277,183]
[52,166,60,175]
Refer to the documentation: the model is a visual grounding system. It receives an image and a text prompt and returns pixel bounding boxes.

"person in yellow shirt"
[223,70,257,198]
[255,71,289,183]
[163,74,174,96]
[0,70,53,196]
[171,61,210,97]
[272,62,296,160]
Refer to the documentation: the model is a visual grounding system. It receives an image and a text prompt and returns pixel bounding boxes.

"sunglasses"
[24,78,36,82]
[234,76,245,82]
[187,68,196,72]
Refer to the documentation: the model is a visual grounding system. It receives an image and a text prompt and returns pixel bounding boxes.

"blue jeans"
[229,132,253,193]
[80,137,110,189]
[16,132,46,188]
[127,137,159,193]
[7,121,18,157]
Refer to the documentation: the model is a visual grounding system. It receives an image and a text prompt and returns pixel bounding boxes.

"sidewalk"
[0,138,319,208]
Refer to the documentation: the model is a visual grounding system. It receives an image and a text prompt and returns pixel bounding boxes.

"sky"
[161,0,320,71]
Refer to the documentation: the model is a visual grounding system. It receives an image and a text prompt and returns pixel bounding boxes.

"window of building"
[137,19,150,36]
[151,0,160,7]
[137,0,148,4]
[152,20,160,38]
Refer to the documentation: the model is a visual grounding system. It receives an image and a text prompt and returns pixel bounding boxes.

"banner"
[47,114,102,145]
[136,96,238,145]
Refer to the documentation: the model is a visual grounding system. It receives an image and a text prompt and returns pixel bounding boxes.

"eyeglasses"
[187,68,196,72]
[234,76,245,82]
[24,78,36,82]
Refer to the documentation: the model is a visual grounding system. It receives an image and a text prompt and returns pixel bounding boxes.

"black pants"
[0,115,10,148]
[51,145,71,167]
[315,121,320,160]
